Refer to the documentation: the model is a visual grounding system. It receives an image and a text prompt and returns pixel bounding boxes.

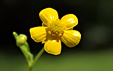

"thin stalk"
[28,47,45,71]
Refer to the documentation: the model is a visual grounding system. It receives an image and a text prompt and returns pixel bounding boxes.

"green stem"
[28,66,32,71]
[29,47,45,71]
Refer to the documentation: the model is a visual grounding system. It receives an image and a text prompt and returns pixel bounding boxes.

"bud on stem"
[16,34,27,46]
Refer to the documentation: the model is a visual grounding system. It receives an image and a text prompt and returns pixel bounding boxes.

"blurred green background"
[0,0,113,71]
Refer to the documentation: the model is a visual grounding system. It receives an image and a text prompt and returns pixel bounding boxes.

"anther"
[48,31,51,34]
[52,34,55,36]
[56,32,58,34]
[58,33,62,36]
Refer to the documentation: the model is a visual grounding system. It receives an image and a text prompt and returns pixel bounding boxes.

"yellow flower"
[29,8,81,55]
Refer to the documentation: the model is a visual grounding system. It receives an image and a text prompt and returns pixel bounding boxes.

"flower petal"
[29,27,47,42]
[61,30,81,47]
[61,14,78,29]
[39,8,59,26]
[44,40,61,55]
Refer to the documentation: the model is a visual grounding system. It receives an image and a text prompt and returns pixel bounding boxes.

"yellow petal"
[61,30,81,47]
[61,14,78,29]
[29,27,47,42]
[44,40,61,55]
[39,8,59,26]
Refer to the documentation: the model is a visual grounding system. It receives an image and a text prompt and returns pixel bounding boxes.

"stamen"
[52,34,55,36]
[56,32,58,34]
[47,19,65,38]
[48,31,51,34]
[58,33,62,36]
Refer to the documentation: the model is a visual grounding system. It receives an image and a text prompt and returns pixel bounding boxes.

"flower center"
[47,19,65,37]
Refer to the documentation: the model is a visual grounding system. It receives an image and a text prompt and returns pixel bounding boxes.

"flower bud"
[16,34,27,46]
